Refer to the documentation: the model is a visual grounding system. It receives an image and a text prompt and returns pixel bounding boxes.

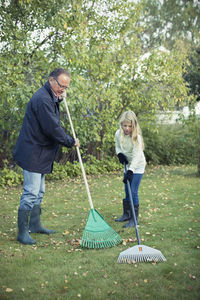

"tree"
[183,45,200,101]
[136,0,200,173]
[139,0,200,50]
[0,0,192,165]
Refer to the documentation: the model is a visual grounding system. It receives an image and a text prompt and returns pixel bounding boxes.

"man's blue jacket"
[13,81,75,174]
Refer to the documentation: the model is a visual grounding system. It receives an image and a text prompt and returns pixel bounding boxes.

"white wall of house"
[157,102,200,124]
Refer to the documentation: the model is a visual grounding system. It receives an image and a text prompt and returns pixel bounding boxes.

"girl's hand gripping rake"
[63,97,122,249]
[117,163,166,263]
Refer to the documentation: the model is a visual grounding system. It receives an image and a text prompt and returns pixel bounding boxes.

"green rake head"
[80,209,122,249]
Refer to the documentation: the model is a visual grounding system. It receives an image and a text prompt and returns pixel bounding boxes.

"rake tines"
[117,163,167,264]
[117,245,167,263]
[80,209,122,249]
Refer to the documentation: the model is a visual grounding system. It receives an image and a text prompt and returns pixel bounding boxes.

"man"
[13,68,79,245]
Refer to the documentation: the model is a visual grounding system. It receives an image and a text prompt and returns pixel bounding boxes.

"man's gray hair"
[49,68,70,79]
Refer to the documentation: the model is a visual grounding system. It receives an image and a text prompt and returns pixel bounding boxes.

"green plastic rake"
[81,209,122,248]
[63,98,122,249]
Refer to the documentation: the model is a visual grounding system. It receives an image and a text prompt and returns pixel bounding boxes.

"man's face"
[49,74,70,98]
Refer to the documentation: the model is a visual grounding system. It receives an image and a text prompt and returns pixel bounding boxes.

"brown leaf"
[70,239,81,246]
[168,285,173,290]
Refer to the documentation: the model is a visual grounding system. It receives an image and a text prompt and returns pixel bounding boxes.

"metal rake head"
[117,245,166,263]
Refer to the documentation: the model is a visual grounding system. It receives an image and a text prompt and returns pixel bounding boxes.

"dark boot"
[122,205,139,228]
[29,205,56,235]
[115,199,131,222]
[122,217,134,228]
[17,209,36,245]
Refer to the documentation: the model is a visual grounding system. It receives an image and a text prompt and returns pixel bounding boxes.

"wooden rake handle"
[63,97,94,210]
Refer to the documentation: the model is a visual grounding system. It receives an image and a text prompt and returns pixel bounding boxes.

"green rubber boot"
[17,209,36,245]
[29,205,56,235]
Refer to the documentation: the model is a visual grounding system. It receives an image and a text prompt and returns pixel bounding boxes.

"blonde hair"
[119,111,144,149]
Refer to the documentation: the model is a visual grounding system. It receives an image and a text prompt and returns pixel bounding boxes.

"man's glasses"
[54,77,69,89]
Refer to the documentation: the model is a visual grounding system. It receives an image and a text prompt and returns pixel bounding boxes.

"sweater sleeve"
[128,135,143,172]
[115,130,122,154]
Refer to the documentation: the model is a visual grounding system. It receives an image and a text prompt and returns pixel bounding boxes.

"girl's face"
[121,120,133,135]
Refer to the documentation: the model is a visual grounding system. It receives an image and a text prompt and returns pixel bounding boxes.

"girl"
[115,111,146,228]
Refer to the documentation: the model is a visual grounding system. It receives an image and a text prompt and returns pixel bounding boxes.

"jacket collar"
[44,81,59,103]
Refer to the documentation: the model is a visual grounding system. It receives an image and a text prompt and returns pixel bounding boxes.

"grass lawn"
[0,165,199,300]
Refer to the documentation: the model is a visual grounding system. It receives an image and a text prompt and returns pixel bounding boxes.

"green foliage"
[1,116,199,188]
[46,156,121,181]
[183,45,200,101]
[179,110,200,176]
[0,155,121,186]
[0,161,23,187]
[143,123,198,165]
[0,0,193,168]
[1,116,199,187]
[141,0,200,48]
[1,157,119,187]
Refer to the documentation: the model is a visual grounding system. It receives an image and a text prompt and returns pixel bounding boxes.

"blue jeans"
[125,173,143,206]
[19,170,45,210]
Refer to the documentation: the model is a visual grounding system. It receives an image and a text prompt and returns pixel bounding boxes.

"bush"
[46,156,121,181]
[0,165,23,187]
[143,123,198,165]
[0,122,198,187]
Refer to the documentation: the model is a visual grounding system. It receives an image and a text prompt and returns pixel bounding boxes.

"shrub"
[46,156,121,181]
[0,121,198,187]
[143,123,198,165]
[0,165,23,186]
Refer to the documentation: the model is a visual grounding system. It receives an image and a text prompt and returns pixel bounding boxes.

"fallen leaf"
[168,285,173,289]
[189,274,196,280]
[70,239,81,246]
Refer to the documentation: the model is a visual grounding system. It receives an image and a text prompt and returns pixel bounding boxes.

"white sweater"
[115,129,146,174]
